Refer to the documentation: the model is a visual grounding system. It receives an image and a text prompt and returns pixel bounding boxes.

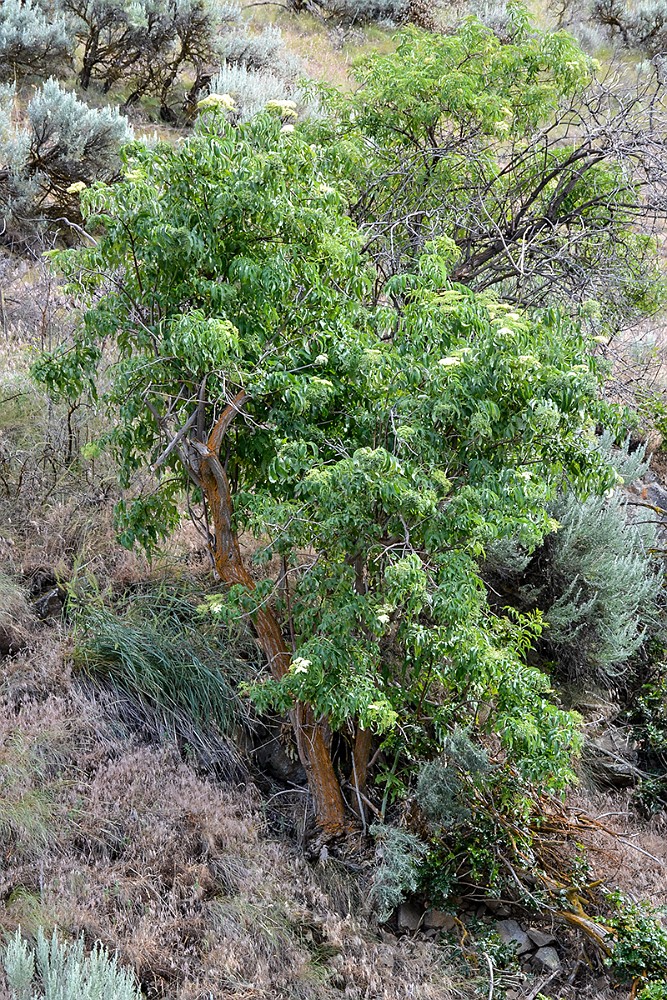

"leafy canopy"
[36,102,619,796]
[307,11,665,322]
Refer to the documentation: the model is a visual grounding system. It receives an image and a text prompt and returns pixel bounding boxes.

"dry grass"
[239,1,397,88]
[0,641,459,1000]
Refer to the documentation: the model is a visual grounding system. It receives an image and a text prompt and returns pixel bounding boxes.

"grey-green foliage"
[208,62,297,121]
[59,0,238,117]
[219,24,299,76]
[370,824,428,921]
[322,0,409,22]
[0,0,72,80]
[539,491,661,681]
[416,730,491,828]
[3,928,142,1000]
[0,79,131,249]
[485,433,661,685]
[599,430,650,485]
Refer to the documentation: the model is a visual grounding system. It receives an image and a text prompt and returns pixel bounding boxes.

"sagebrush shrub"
[207,62,297,121]
[0,0,71,81]
[4,929,141,1000]
[370,824,428,920]
[485,438,662,686]
[321,0,410,22]
[592,0,667,56]
[0,80,131,249]
[219,24,299,76]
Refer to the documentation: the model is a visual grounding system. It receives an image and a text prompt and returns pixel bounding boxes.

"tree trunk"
[353,726,373,795]
[194,398,346,838]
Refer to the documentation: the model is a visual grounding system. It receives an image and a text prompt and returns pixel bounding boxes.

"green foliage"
[625,668,667,815]
[605,892,667,986]
[72,585,256,738]
[307,15,666,322]
[370,824,428,920]
[35,97,622,852]
[3,928,142,1000]
[414,729,550,899]
[639,982,667,1000]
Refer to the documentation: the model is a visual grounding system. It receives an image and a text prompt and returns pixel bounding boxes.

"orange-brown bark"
[352,726,373,795]
[195,395,346,837]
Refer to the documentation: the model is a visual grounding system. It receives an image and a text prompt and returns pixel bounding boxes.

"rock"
[423,909,456,931]
[33,587,65,620]
[527,927,557,949]
[495,919,532,955]
[533,946,561,972]
[585,727,639,789]
[485,899,511,917]
[397,902,423,931]
[647,482,667,511]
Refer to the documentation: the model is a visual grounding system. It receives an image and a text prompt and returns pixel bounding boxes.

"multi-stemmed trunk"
[187,394,347,838]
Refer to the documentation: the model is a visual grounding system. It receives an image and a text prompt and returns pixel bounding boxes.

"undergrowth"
[71,583,261,773]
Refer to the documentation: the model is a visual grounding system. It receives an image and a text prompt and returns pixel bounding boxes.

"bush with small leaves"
[639,983,667,1000]
[0,79,132,250]
[3,928,142,1000]
[59,0,238,120]
[0,0,72,81]
[370,824,428,920]
[322,0,410,23]
[207,62,299,121]
[219,23,300,76]
[604,892,667,988]
[485,438,662,687]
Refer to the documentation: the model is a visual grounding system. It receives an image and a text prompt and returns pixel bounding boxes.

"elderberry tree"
[34,96,621,837]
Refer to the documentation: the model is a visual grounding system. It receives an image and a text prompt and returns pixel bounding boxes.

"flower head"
[197,93,236,112]
[66,181,87,194]
[291,656,311,675]
[265,99,298,119]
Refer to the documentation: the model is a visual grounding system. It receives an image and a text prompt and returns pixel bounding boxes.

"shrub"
[207,62,300,121]
[592,0,667,56]
[639,983,667,1000]
[3,928,142,1000]
[321,0,410,24]
[0,80,131,250]
[219,24,299,76]
[60,0,238,119]
[0,0,72,81]
[536,492,661,683]
[370,824,428,920]
[605,892,667,987]
[485,439,662,686]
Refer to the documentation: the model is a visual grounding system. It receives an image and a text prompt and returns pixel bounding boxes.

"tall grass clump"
[3,928,141,1000]
[72,584,259,743]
